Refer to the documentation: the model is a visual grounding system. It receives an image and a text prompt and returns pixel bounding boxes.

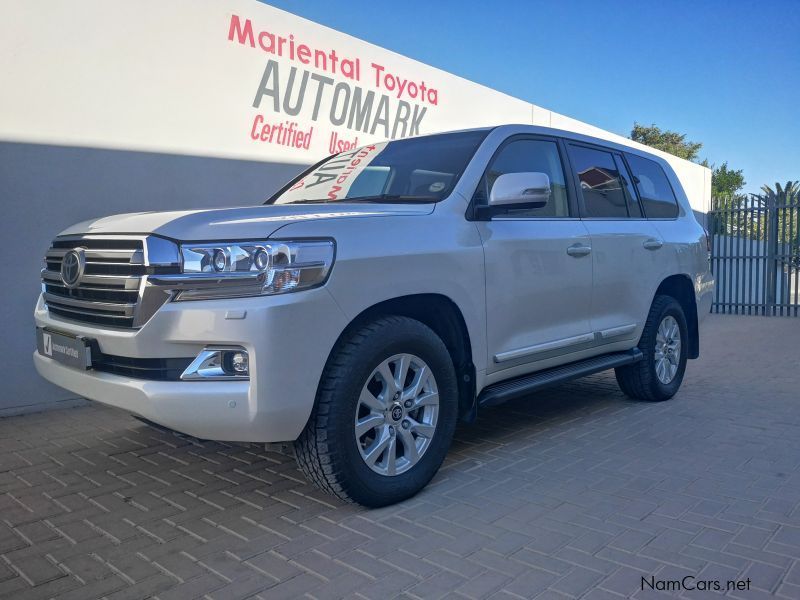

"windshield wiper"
[337,195,439,204]
[277,199,331,204]
[271,195,440,205]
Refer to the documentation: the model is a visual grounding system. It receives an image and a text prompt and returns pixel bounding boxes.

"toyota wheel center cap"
[390,404,403,421]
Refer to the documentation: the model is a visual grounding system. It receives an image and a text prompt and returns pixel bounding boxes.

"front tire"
[294,316,458,507]
[615,295,688,402]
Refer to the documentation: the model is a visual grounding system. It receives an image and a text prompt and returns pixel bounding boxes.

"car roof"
[488,124,674,164]
[407,124,676,169]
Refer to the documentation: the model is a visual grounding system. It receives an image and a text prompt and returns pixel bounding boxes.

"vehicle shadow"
[110,370,635,515]
[453,371,627,448]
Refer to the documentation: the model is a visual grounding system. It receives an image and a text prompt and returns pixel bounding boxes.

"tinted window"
[568,145,629,218]
[626,154,679,218]
[268,130,488,204]
[482,139,569,217]
[614,154,643,218]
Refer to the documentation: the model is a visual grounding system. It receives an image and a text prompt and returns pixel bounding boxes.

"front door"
[475,136,594,377]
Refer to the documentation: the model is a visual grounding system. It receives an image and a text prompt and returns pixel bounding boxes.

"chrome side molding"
[494,333,595,363]
[494,324,638,364]
[598,323,637,339]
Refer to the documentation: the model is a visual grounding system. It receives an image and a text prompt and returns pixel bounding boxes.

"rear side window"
[625,154,679,218]
[614,155,643,217]
[567,145,629,218]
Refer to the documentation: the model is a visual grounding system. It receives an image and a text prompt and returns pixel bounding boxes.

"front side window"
[479,139,570,217]
[568,145,629,218]
[267,130,489,205]
[625,154,680,218]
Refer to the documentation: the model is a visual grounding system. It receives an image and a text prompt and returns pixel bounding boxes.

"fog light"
[230,351,249,375]
[181,347,249,380]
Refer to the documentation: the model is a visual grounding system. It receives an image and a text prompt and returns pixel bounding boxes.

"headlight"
[169,239,335,300]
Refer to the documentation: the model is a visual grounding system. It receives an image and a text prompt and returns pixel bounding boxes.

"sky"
[262,0,799,194]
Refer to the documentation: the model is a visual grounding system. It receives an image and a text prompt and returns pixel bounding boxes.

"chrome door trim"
[598,324,637,339]
[494,332,596,364]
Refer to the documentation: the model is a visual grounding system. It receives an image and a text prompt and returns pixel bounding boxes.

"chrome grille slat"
[44,281,138,294]
[43,292,136,316]
[47,304,134,322]
[52,236,143,248]
[86,258,138,265]
[47,248,142,262]
[41,269,141,289]
[44,286,139,304]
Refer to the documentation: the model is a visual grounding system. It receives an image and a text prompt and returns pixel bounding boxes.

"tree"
[749,181,799,251]
[700,160,747,203]
[758,181,799,206]
[630,122,702,161]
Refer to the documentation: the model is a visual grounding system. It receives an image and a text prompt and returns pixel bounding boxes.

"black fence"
[708,190,800,316]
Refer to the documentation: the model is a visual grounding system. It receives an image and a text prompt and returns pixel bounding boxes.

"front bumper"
[34,288,348,442]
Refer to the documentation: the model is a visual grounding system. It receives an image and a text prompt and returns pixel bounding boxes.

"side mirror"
[489,172,551,208]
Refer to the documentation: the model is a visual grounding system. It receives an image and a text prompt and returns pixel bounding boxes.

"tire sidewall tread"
[294,316,458,507]
[615,294,689,402]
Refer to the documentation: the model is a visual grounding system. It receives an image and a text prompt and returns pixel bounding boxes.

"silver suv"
[34,125,713,506]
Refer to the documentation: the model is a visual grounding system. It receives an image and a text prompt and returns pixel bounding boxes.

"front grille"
[42,237,144,328]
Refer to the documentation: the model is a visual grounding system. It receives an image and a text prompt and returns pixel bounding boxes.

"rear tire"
[615,295,688,402]
[294,316,458,507]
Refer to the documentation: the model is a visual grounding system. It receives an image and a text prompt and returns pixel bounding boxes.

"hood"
[59,203,434,240]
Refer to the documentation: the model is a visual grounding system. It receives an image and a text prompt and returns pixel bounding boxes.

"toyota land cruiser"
[34,125,713,506]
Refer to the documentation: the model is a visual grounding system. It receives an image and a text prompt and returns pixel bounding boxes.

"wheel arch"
[653,274,699,359]
[323,293,477,420]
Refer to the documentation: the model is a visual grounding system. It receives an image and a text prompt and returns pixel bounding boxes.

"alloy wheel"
[654,315,681,384]
[354,353,439,476]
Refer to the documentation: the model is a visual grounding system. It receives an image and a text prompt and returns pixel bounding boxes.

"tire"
[615,295,689,402]
[294,316,459,507]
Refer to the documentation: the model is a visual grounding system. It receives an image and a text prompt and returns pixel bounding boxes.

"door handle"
[566,244,592,257]
[643,239,663,250]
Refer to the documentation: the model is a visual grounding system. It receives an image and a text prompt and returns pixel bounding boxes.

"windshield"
[266,130,489,205]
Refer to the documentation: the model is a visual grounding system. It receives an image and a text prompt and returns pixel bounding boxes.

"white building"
[0,0,710,414]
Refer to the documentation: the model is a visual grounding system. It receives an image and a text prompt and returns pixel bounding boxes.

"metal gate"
[708,185,800,316]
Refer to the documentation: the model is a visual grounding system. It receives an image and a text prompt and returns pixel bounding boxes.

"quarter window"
[625,154,679,218]
[568,145,629,218]
[614,154,643,218]
[481,139,570,217]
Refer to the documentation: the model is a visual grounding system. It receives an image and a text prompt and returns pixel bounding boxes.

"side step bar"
[478,349,643,408]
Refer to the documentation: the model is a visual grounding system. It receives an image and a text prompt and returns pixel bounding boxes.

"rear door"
[475,136,594,377]
[567,143,664,343]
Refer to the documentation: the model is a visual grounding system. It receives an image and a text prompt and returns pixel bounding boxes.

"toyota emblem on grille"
[60,249,85,288]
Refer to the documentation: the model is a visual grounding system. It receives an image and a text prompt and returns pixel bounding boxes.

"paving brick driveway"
[1,315,799,600]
